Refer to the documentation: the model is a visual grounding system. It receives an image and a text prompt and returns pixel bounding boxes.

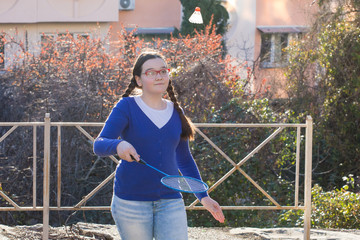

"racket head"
[161,175,209,193]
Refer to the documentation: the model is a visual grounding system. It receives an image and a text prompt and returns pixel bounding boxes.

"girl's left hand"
[200,196,225,223]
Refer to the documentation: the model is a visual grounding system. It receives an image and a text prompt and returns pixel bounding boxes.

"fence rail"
[0,114,313,240]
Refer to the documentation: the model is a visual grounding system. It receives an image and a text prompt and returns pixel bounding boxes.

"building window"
[40,34,55,59]
[127,27,174,42]
[40,33,90,59]
[57,33,74,55]
[258,26,307,68]
[41,34,55,48]
[137,33,171,42]
[260,33,290,68]
[0,35,4,69]
[77,34,90,41]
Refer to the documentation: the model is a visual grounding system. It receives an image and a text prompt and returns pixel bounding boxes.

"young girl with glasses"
[94,50,225,240]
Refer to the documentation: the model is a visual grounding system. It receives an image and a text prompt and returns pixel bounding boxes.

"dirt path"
[0,222,359,239]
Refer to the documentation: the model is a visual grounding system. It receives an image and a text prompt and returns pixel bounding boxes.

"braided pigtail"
[122,77,138,98]
[167,80,195,141]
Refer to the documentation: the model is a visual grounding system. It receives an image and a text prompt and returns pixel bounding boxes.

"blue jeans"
[111,195,188,240]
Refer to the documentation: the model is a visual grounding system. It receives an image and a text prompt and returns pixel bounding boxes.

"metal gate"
[0,114,313,239]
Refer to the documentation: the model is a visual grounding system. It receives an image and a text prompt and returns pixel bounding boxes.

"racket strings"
[161,176,208,193]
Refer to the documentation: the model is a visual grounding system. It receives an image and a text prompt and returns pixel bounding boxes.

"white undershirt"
[134,96,174,129]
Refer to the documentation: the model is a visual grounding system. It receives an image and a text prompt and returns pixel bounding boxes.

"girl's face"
[135,58,170,96]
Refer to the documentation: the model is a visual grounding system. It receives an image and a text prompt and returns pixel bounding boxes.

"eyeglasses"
[143,68,170,78]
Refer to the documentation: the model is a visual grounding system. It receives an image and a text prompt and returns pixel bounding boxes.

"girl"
[94,50,224,240]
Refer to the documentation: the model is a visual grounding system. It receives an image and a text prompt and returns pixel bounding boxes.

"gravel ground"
[0,222,360,239]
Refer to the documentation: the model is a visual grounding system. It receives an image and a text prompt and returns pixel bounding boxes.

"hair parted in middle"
[121,50,195,141]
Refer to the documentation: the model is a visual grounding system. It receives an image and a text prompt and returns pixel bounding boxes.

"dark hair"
[122,50,195,140]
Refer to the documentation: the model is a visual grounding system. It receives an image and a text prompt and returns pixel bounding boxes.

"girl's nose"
[155,72,163,79]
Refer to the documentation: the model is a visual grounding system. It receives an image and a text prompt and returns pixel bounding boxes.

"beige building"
[0,0,118,68]
[110,0,182,39]
[224,0,318,97]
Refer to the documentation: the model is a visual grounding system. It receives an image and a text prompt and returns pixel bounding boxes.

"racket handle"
[130,155,146,165]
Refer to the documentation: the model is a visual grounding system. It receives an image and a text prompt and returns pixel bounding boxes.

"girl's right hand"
[200,196,225,223]
[116,141,140,162]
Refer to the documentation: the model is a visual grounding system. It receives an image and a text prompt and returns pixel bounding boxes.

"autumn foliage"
[1,22,246,123]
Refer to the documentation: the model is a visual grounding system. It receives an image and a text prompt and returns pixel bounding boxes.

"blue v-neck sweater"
[93,97,208,201]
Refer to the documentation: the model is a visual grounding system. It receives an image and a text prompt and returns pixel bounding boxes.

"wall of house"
[0,0,118,23]
[253,0,318,98]
[223,0,318,97]
[110,0,182,34]
[254,0,317,60]
[223,0,257,63]
[0,0,118,69]
[0,22,111,69]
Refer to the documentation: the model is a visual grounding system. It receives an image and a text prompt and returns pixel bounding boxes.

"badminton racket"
[131,155,209,194]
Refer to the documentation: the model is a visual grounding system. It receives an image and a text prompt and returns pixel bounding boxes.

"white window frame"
[40,32,91,55]
[258,26,308,69]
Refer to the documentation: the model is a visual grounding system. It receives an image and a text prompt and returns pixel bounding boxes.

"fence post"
[43,113,51,240]
[303,116,313,240]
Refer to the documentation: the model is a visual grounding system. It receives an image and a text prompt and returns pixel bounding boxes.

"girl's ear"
[135,75,142,87]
